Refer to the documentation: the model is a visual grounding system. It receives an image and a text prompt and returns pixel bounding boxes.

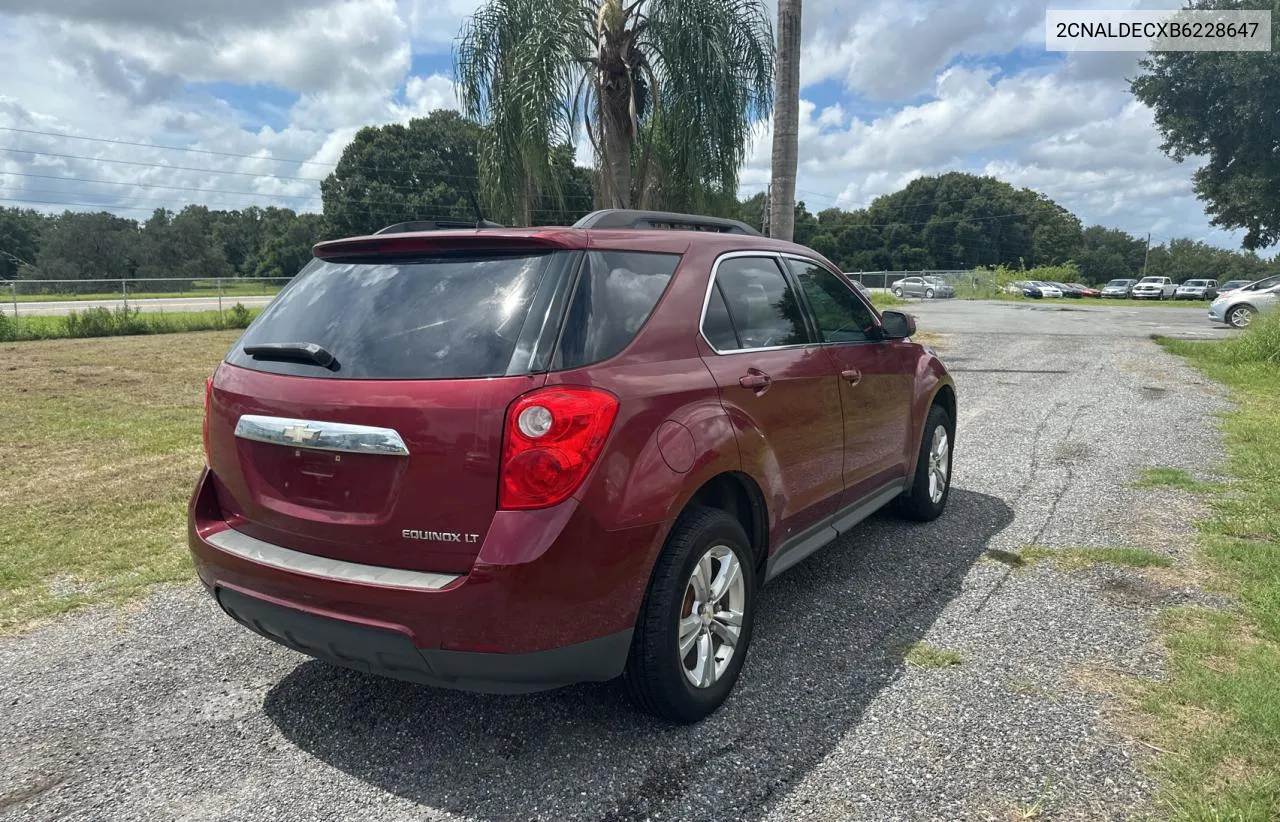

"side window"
[707,256,810,351]
[786,259,878,343]
[555,251,680,369]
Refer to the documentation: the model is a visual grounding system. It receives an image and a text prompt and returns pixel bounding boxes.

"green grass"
[9,281,282,303]
[1135,466,1223,494]
[871,292,907,309]
[1020,545,1175,571]
[0,305,259,342]
[1143,310,1280,819]
[900,641,964,669]
[0,332,240,631]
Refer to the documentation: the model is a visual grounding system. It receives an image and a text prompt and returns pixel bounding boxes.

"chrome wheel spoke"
[691,555,712,601]
[692,631,715,687]
[709,613,741,648]
[709,553,740,603]
[678,614,702,657]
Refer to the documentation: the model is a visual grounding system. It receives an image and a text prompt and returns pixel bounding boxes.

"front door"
[785,258,913,501]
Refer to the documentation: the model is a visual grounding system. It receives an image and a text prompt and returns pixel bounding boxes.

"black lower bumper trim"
[215,587,632,694]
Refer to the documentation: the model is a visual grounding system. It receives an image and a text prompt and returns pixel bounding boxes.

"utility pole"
[1142,232,1151,278]
[761,185,771,236]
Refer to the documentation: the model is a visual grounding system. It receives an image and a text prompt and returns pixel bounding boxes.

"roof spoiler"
[573,209,761,236]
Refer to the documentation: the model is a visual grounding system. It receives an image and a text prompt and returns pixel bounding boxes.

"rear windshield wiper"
[243,342,338,369]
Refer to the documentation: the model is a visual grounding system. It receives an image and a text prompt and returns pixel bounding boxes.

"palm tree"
[456,0,774,224]
[769,0,801,241]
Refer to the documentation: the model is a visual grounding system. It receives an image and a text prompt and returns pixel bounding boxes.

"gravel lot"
[0,301,1232,821]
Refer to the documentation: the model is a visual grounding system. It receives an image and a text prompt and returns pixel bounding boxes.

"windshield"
[1106,280,1130,287]
[1139,277,1162,284]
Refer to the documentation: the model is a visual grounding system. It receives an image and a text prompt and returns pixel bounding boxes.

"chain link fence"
[0,278,291,317]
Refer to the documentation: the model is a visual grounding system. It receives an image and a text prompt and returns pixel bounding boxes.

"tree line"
[3,110,1276,288]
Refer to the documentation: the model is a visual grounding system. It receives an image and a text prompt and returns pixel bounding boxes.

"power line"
[0,126,340,168]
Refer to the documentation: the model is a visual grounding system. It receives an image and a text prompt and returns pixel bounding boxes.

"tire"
[1228,304,1256,329]
[624,506,757,723]
[925,288,935,299]
[892,287,904,298]
[893,404,954,522]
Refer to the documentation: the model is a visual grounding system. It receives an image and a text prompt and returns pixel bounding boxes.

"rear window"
[228,253,560,379]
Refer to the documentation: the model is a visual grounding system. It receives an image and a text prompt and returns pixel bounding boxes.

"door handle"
[739,371,772,394]
[841,368,862,386]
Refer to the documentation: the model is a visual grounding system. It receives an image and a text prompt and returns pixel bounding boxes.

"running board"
[764,479,906,583]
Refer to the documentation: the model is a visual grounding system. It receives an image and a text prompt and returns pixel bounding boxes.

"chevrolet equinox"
[188,209,957,723]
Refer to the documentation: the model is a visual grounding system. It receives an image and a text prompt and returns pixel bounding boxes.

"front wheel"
[1228,304,1256,328]
[894,404,954,521]
[624,507,756,723]
[892,287,904,298]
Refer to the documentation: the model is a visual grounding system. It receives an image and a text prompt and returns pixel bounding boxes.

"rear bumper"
[214,583,631,693]
[188,468,661,691]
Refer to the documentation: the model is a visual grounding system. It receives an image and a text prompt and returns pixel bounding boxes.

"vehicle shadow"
[263,488,1013,821]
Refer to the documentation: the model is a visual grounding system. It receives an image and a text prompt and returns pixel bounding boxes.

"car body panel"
[1130,276,1177,300]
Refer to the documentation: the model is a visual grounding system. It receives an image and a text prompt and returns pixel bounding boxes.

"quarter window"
[705,256,810,351]
[786,259,879,344]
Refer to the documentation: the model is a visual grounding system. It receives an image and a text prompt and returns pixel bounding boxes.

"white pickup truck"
[1129,276,1177,300]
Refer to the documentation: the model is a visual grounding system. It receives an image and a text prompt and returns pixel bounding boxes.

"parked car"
[1049,281,1083,298]
[1100,279,1137,298]
[1208,279,1251,301]
[1129,276,1177,300]
[1067,283,1101,298]
[1209,274,1280,328]
[1004,280,1032,295]
[890,275,955,299]
[1023,281,1063,299]
[189,208,957,723]
[1175,279,1218,300]
[844,276,874,302]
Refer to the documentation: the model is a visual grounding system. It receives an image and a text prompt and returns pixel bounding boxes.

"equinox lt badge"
[403,529,480,544]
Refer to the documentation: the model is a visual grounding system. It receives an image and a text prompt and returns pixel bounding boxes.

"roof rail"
[572,209,761,236]
[374,218,505,234]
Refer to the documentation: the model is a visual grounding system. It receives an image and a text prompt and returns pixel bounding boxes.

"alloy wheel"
[1229,306,1254,328]
[678,545,745,689]
[927,425,950,504]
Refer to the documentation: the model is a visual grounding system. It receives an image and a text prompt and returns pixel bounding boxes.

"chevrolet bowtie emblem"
[282,424,320,444]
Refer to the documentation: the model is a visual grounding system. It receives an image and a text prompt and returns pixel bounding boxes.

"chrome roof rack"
[572,209,761,236]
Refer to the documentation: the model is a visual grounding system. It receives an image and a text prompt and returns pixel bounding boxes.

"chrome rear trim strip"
[206,528,462,591]
[234,414,410,456]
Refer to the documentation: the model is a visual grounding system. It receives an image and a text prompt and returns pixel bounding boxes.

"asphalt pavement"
[0,301,1232,820]
[6,295,276,317]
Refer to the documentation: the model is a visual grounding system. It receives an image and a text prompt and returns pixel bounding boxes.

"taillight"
[202,375,214,464]
[499,386,619,510]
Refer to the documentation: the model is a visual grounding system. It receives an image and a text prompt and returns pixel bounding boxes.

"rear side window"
[707,256,810,351]
[228,253,561,379]
[554,251,679,369]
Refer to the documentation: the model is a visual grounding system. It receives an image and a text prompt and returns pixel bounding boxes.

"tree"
[769,0,801,240]
[456,0,774,221]
[321,111,486,238]
[1130,0,1280,249]
[255,210,326,278]
[36,212,138,284]
[0,208,47,279]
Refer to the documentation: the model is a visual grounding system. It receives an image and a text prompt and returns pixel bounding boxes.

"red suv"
[189,209,956,723]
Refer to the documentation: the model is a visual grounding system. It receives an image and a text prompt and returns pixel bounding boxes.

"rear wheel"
[925,288,936,299]
[624,507,756,723]
[894,404,953,522]
[1228,304,1256,329]
[892,287,904,298]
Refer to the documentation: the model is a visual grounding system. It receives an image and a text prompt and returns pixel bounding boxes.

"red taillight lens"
[499,387,619,510]
[202,375,214,464]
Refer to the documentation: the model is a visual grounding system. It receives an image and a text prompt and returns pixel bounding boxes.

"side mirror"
[880,310,916,339]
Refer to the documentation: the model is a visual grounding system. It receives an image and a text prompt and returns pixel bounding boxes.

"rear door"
[699,254,846,533]
[206,248,580,574]
[785,257,913,499]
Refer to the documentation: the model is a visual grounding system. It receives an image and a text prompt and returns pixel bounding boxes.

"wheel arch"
[680,471,770,577]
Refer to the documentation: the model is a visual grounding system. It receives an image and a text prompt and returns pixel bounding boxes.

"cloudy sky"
[0,0,1249,249]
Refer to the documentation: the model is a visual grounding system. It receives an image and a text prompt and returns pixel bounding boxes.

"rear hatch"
[205,238,582,574]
